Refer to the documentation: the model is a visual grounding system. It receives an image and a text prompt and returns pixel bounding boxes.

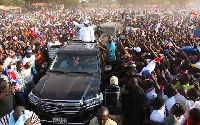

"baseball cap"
[84,20,90,24]
[191,62,200,69]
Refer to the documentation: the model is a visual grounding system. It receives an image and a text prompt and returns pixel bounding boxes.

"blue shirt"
[106,42,116,61]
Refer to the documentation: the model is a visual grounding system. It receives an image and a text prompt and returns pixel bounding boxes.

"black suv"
[29,41,107,124]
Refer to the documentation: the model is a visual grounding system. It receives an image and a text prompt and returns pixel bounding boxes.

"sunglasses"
[174,102,181,108]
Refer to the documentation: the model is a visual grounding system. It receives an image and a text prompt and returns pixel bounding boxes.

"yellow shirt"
[89,117,117,125]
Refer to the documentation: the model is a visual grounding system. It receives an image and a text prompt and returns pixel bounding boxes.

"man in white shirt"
[150,97,166,123]
[175,88,200,119]
[47,36,61,61]
[73,20,95,42]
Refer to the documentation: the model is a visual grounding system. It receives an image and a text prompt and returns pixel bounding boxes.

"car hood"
[34,72,101,100]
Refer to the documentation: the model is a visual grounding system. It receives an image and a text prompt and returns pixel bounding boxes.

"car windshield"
[49,54,99,74]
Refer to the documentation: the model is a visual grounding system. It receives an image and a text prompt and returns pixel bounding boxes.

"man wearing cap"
[73,20,95,42]
[191,62,200,79]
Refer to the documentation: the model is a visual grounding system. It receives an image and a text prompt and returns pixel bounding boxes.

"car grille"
[38,99,83,115]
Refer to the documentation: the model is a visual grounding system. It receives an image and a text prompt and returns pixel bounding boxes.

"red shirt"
[185,118,200,125]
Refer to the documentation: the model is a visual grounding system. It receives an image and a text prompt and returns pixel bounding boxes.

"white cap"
[110,76,118,86]
[13,36,17,40]
[84,20,90,24]
[133,47,141,52]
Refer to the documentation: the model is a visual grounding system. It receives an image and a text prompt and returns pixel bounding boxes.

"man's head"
[187,88,199,101]
[164,84,176,98]
[84,20,90,27]
[26,49,32,58]
[164,114,179,125]
[126,66,136,76]
[136,62,144,72]
[51,36,56,43]
[0,80,9,92]
[110,76,118,86]
[170,103,186,117]
[128,77,138,89]
[97,26,101,30]
[181,61,191,71]
[189,108,200,125]
[108,35,113,43]
[97,106,109,125]
[178,73,190,85]
[17,61,24,71]
[169,64,178,75]
[13,106,26,121]
[160,60,170,70]
[143,80,153,90]
[152,96,165,110]
[179,87,188,98]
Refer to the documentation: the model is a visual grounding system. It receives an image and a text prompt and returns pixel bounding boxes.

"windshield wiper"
[71,72,95,75]
[49,70,66,73]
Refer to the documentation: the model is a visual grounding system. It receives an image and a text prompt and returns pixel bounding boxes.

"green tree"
[89,0,99,3]
[61,0,80,7]
[0,0,25,6]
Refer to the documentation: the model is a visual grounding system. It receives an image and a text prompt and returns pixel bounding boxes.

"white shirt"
[177,115,185,125]
[2,57,13,69]
[150,105,166,123]
[47,41,61,50]
[165,96,176,114]
[23,68,33,83]
[22,55,35,68]
[146,88,157,103]
[13,56,22,63]
[73,21,95,42]
[146,88,157,113]
[171,75,178,80]
[47,41,61,59]
[79,26,95,42]
[175,94,200,119]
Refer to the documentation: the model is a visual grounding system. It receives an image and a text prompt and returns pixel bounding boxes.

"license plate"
[53,117,67,124]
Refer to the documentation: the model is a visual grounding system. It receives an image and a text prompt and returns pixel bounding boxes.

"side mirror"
[104,65,112,71]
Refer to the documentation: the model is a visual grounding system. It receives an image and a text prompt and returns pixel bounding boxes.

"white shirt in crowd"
[177,115,186,125]
[79,26,95,42]
[146,88,157,103]
[23,68,33,83]
[73,21,95,42]
[146,88,157,113]
[47,41,61,59]
[2,57,13,69]
[150,105,166,123]
[165,96,176,115]
[175,94,200,119]
[22,55,35,68]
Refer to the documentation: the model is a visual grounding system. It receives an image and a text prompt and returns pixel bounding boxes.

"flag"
[164,41,171,54]
[191,11,197,18]
[155,5,160,15]
[141,56,163,76]
[4,69,20,91]
[30,28,37,39]
[155,5,158,13]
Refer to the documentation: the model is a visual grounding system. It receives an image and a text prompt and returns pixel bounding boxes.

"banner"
[194,30,200,37]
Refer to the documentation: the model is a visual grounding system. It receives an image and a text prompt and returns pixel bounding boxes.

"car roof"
[58,41,98,55]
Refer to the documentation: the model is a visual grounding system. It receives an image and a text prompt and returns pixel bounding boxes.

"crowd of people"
[0,3,200,125]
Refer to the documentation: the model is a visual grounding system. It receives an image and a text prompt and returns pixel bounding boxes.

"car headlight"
[29,91,39,105]
[85,93,103,107]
